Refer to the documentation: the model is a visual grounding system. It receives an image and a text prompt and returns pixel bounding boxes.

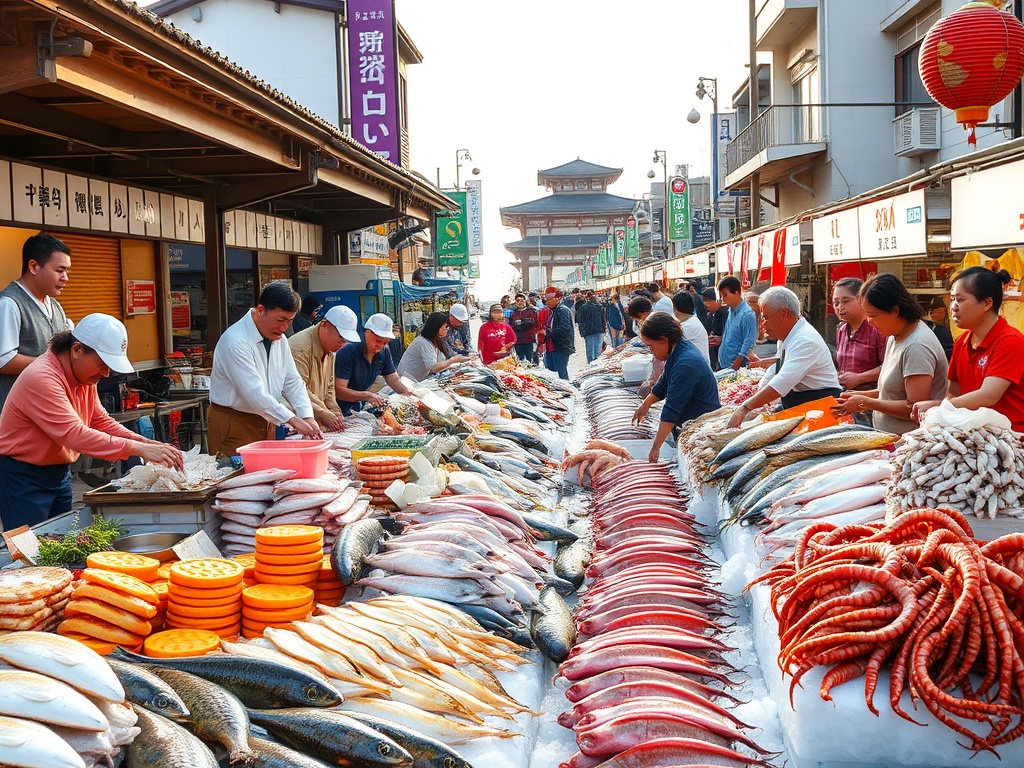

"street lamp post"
[454,148,479,189]
[648,150,668,260]
[687,76,720,240]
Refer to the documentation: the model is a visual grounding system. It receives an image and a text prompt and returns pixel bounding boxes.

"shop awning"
[398,279,466,302]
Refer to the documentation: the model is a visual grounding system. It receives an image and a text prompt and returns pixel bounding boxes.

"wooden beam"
[55,54,303,170]
[218,152,318,210]
[0,93,119,148]
[0,46,53,95]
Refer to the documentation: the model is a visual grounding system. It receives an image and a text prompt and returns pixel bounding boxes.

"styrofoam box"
[622,355,653,384]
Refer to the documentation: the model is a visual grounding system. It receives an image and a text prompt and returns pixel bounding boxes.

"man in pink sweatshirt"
[0,313,182,530]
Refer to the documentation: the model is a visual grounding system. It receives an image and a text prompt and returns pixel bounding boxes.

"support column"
[203,186,228,347]
[520,260,530,292]
[750,172,761,232]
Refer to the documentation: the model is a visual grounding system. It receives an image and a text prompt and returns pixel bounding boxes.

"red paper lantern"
[919,0,1024,146]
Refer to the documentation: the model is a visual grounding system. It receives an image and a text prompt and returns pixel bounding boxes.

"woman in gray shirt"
[833,274,947,434]
[397,312,472,382]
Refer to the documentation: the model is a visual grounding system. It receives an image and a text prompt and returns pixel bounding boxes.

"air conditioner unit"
[893,107,941,157]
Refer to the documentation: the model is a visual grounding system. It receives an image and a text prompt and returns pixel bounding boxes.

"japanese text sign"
[348,0,400,163]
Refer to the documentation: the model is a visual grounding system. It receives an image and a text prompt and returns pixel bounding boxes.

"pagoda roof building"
[501,158,636,290]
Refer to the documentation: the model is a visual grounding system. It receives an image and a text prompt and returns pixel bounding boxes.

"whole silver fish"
[273,477,347,500]
[107,659,190,722]
[216,468,296,489]
[216,483,276,502]
[530,586,577,663]
[248,708,412,768]
[264,490,342,519]
[711,416,804,466]
[763,429,898,467]
[144,667,252,763]
[554,534,591,589]
[364,550,493,580]
[213,500,271,516]
[356,573,506,603]
[126,705,218,768]
[331,518,386,585]
[343,712,475,768]
[248,735,335,768]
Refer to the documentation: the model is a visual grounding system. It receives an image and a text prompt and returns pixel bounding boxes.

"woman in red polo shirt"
[913,267,1024,431]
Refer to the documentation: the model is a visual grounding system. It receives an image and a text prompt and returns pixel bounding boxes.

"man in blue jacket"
[717,276,757,371]
[542,286,575,379]
[576,290,607,364]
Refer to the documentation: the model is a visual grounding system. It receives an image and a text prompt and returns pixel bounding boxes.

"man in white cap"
[334,313,416,415]
[208,282,322,456]
[0,313,183,529]
[289,304,360,432]
[443,302,475,358]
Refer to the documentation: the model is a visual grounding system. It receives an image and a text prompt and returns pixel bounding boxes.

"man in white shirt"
[727,286,841,428]
[0,233,73,411]
[671,290,711,367]
[208,281,321,456]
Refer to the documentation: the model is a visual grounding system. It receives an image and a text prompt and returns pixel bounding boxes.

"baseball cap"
[364,313,396,339]
[72,313,134,374]
[449,303,470,322]
[543,286,562,300]
[323,305,360,343]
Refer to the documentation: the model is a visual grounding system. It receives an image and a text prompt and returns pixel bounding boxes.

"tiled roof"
[500,193,637,216]
[538,159,622,179]
[504,234,610,252]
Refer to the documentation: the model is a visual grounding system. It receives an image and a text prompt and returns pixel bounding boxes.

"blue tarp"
[398,278,465,302]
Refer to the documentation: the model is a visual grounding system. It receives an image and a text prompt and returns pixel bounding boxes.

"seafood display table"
[696,482,1024,768]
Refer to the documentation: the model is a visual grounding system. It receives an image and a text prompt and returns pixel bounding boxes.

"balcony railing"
[726,104,825,176]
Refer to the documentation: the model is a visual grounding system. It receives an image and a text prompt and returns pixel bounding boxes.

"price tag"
[2,526,40,564]
[172,530,223,561]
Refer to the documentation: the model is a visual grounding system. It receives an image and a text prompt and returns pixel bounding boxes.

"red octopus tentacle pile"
[752,507,1024,755]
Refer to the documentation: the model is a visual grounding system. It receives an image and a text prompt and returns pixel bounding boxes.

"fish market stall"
[680,403,1024,768]
[0,357,600,768]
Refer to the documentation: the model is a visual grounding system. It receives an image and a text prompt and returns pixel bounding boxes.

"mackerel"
[126,705,218,768]
[107,659,190,722]
[263,490,342,519]
[331,518,386,585]
[143,667,252,763]
[710,416,804,466]
[247,708,413,768]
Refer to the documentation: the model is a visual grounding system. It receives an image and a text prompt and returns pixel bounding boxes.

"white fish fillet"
[0,715,85,768]
[769,484,888,529]
[772,460,892,510]
[0,670,109,731]
[0,632,123,703]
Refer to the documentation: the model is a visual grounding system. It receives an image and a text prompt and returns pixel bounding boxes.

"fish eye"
[153,694,169,709]
[305,685,320,700]
[378,743,392,757]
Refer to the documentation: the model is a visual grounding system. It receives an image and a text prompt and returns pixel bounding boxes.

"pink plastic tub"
[236,439,331,479]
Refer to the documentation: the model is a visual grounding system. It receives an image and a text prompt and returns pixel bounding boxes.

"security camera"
[647,170,656,179]
[687,109,701,124]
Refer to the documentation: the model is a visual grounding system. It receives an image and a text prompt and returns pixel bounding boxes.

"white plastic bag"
[922,399,1012,432]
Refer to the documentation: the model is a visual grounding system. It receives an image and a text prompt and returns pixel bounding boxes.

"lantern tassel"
[968,125,977,147]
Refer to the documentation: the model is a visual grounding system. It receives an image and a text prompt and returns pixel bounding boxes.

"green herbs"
[35,515,127,567]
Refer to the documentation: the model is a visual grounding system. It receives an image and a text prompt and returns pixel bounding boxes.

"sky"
[396,0,753,299]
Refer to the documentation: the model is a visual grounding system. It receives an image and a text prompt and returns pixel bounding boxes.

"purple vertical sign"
[347,0,400,163]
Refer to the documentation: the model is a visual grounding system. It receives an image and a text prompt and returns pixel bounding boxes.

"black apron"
[774,346,841,410]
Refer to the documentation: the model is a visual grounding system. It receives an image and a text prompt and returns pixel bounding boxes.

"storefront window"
[168,243,254,349]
